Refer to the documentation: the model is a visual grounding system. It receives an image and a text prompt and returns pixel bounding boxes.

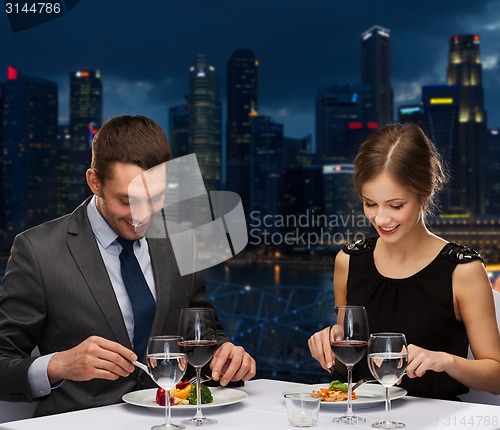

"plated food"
[155,380,214,406]
[311,380,356,403]
[282,383,407,410]
[122,387,247,410]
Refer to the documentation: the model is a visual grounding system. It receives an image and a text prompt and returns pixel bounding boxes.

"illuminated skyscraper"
[323,163,356,212]
[283,165,323,222]
[226,49,259,161]
[486,129,500,215]
[67,70,102,211]
[225,49,258,211]
[0,82,4,140]
[188,55,222,191]
[398,105,424,125]
[284,135,314,168]
[0,83,4,241]
[361,25,393,127]
[420,85,460,213]
[315,84,375,161]
[1,66,58,243]
[250,115,284,220]
[446,34,487,214]
[447,35,485,124]
[168,104,189,158]
[56,124,71,217]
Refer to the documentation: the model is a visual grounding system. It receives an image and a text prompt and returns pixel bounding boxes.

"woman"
[308,122,500,400]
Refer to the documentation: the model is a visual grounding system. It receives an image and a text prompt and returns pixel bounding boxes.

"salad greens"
[329,380,348,392]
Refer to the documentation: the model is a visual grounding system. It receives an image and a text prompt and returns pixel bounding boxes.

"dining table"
[1,379,499,430]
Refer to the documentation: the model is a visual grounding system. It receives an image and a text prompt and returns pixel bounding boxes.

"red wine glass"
[332,305,369,424]
[178,308,218,426]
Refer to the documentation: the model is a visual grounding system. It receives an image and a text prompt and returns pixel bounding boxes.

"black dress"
[343,237,483,401]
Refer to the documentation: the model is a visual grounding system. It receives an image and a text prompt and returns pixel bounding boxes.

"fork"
[188,375,213,385]
[134,360,369,390]
[352,378,377,391]
[133,360,212,384]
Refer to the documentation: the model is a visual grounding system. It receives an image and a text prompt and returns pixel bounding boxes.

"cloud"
[276,108,291,118]
[144,77,183,105]
[482,55,499,70]
[481,1,500,31]
[105,78,155,107]
[393,72,444,104]
[484,21,500,31]
[101,77,173,130]
[394,81,423,104]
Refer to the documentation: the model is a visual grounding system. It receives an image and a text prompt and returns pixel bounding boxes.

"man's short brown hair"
[91,115,172,183]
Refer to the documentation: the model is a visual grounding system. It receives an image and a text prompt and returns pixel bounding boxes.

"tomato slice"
[156,387,166,406]
[176,379,190,390]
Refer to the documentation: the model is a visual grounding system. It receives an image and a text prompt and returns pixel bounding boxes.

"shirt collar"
[87,196,119,250]
[87,196,147,251]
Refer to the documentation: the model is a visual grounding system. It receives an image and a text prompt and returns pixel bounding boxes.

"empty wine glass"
[367,333,408,429]
[332,305,369,425]
[178,308,218,426]
[147,336,187,429]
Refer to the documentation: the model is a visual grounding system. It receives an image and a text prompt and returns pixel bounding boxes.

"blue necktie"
[116,237,156,360]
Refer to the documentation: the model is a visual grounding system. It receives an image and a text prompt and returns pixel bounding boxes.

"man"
[0,115,256,416]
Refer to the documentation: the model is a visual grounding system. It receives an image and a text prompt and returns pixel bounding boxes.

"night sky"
[2,0,500,138]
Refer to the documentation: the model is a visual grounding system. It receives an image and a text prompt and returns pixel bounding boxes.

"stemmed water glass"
[178,308,218,426]
[147,336,188,430]
[367,333,408,429]
[332,305,369,425]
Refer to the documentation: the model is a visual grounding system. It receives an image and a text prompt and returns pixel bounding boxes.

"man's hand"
[210,342,256,386]
[47,336,137,384]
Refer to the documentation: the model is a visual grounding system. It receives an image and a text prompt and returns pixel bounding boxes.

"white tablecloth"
[1,379,499,430]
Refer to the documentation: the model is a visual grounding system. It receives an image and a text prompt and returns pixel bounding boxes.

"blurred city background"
[1,1,499,384]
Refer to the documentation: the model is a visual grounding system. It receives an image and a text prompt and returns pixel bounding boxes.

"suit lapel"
[67,200,132,349]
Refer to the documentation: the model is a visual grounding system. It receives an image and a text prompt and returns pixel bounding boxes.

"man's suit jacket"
[0,199,229,416]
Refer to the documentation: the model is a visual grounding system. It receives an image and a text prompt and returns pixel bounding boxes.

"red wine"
[331,340,368,365]
[179,340,217,367]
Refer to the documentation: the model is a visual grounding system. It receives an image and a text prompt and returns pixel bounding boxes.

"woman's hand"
[308,325,343,371]
[406,344,453,378]
[308,327,332,371]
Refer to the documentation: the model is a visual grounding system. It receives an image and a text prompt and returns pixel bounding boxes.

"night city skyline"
[2,0,500,138]
[1,3,500,243]
[1,2,500,246]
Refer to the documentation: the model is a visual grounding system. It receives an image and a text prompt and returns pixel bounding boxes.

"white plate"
[282,383,407,409]
[122,387,248,410]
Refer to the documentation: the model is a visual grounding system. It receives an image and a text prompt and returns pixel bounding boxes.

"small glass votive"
[284,392,321,427]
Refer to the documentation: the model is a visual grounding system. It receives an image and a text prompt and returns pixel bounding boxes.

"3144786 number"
[5,3,62,14]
